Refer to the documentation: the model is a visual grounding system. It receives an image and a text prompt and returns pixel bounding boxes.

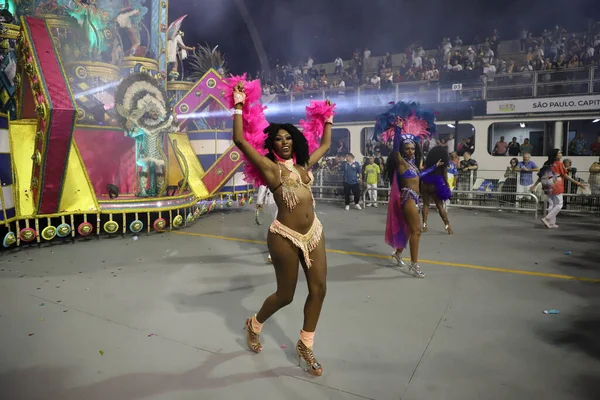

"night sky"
[170,0,600,74]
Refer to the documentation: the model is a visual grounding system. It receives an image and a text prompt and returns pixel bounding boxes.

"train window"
[562,119,600,156]
[487,122,554,157]
[434,123,476,156]
[327,128,351,156]
[361,127,392,157]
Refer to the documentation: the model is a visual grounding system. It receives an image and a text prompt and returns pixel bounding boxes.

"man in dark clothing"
[342,153,362,210]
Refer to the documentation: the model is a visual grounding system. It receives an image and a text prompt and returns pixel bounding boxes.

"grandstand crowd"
[253,24,600,96]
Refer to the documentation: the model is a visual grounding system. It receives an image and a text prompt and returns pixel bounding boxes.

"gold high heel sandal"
[445,224,454,235]
[296,340,323,376]
[244,317,262,353]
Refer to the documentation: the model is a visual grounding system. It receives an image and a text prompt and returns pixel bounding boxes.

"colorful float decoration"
[0,4,255,248]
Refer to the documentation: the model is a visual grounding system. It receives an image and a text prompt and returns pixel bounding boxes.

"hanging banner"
[487,95,600,115]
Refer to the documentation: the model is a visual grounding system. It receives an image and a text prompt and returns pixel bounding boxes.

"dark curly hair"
[263,123,310,166]
[385,140,423,182]
[424,146,450,175]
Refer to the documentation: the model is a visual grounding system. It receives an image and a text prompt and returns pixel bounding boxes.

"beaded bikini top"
[274,159,315,211]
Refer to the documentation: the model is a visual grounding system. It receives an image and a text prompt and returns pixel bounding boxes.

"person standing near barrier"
[531,149,586,228]
[517,153,538,194]
[364,156,381,207]
[342,153,362,210]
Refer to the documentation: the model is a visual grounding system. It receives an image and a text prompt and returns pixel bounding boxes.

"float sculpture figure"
[115,73,176,197]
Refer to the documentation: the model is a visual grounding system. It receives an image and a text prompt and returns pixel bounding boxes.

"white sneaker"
[373,203,378,208]
[366,203,372,207]
[267,255,272,263]
[345,205,350,211]
[355,204,362,210]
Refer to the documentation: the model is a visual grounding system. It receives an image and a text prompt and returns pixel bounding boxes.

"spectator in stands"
[334,56,343,74]
[590,135,600,156]
[508,137,521,156]
[364,156,381,207]
[483,62,496,78]
[333,140,348,156]
[493,136,508,156]
[568,132,587,155]
[520,29,529,52]
[342,153,362,210]
[517,153,539,193]
[520,138,533,154]
[370,73,381,89]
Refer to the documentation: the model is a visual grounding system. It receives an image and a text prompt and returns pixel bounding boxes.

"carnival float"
[0,1,252,248]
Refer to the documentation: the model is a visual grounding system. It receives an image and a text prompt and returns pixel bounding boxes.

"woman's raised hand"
[233,81,246,107]
[325,98,333,124]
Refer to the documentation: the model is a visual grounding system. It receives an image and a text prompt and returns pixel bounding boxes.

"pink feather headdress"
[380,114,432,143]
[220,75,335,187]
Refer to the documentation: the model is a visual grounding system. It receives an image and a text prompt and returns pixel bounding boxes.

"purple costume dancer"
[374,102,436,277]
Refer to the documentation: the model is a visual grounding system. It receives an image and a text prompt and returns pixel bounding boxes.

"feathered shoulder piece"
[220,75,335,187]
[374,101,436,144]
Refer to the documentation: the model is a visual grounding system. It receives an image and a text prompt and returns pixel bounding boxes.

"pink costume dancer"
[374,102,436,278]
[222,74,335,376]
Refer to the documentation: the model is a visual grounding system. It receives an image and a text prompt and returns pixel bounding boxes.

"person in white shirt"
[370,74,381,88]
[483,63,496,76]
[364,48,371,60]
[451,60,463,71]
[334,57,343,74]
[307,56,314,70]
[482,48,494,65]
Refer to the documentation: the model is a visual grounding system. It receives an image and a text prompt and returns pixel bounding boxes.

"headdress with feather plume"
[188,43,228,81]
[219,75,335,187]
[373,101,436,151]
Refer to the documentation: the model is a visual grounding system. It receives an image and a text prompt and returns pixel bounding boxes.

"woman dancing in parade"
[255,185,277,262]
[420,146,453,234]
[224,76,335,376]
[375,102,436,278]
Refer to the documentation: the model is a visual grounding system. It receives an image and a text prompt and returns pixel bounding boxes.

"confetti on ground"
[39,303,45,306]
[564,251,572,255]
[280,344,287,349]
[63,310,68,313]
[57,300,61,303]
[99,350,104,356]
[40,318,44,321]
[28,333,35,336]
[147,334,154,337]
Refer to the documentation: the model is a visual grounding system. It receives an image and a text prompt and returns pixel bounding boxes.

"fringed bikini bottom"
[269,215,323,268]
[400,187,420,207]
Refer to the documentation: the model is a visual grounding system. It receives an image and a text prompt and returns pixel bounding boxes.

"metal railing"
[267,66,600,108]
[310,168,600,216]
